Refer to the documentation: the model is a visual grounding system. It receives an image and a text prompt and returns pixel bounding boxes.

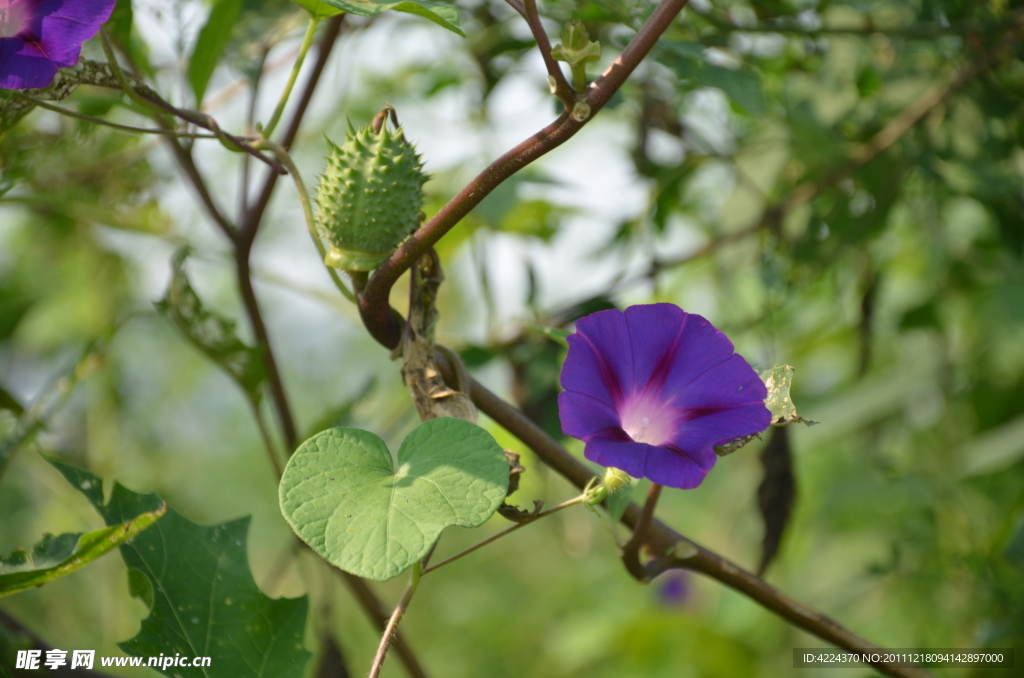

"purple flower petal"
[658,313,738,396]
[673,354,768,411]
[1,0,115,90]
[624,303,687,393]
[642,441,713,489]
[567,308,634,398]
[561,333,619,406]
[582,437,650,479]
[0,37,56,89]
[558,303,771,490]
[557,390,623,441]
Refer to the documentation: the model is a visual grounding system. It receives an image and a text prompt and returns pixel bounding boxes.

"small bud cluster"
[552,20,602,94]
[316,123,428,271]
[584,467,632,505]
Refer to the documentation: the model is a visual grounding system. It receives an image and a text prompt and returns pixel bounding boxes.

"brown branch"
[231,15,346,451]
[358,0,690,348]
[234,255,298,449]
[129,90,286,174]
[240,14,346,252]
[502,0,526,18]
[227,17,433,678]
[425,349,934,678]
[164,139,237,239]
[620,482,662,580]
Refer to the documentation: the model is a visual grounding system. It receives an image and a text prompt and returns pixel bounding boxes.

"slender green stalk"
[11,92,219,138]
[262,18,321,139]
[368,562,423,678]
[99,28,168,121]
[254,138,356,303]
[249,400,283,478]
[422,496,587,575]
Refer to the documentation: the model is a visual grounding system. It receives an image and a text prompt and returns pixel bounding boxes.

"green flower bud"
[552,21,601,64]
[552,20,601,93]
[602,467,631,494]
[582,467,631,506]
[316,123,428,271]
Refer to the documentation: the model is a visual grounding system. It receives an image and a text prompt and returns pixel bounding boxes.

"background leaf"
[760,365,814,427]
[279,418,508,581]
[656,43,766,115]
[108,0,154,77]
[49,460,311,678]
[155,249,266,405]
[0,507,165,598]
[523,323,570,346]
[756,427,795,576]
[189,0,246,104]
[292,0,464,35]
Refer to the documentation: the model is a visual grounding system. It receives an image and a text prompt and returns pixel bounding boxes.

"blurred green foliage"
[1,0,1023,675]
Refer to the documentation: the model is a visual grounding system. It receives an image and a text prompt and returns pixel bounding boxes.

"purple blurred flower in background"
[558,304,770,489]
[655,570,690,607]
[0,0,115,90]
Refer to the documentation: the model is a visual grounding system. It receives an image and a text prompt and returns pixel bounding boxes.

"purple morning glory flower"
[558,303,771,490]
[0,0,115,90]
[655,570,690,607]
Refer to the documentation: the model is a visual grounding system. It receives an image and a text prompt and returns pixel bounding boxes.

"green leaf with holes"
[0,506,165,598]
[49,459,311,678]
[761,364,815,427]
[156,249,266,406]
[292,0,464,36]
[279,417,508,581]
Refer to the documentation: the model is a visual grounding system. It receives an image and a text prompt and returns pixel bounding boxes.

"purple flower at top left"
[0,0,115,90]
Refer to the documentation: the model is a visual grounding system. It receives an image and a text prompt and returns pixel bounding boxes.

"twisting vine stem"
[424,350,935,678]
[621,482,663,581]
[422,496,587,575]
[522,0,576,109]
[262,17,321,139]
[356,0,690,347]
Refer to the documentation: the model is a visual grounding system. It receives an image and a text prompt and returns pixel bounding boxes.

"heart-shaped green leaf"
[279,418,508,581]
[291,0,464,36]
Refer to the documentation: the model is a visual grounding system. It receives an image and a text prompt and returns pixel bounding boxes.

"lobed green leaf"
[50,460,311,678]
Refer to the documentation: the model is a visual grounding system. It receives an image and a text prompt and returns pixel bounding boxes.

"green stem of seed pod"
[255,138,357,303]
[263,18,321,139]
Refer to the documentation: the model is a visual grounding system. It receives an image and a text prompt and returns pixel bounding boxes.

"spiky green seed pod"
[316,123,428,271]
